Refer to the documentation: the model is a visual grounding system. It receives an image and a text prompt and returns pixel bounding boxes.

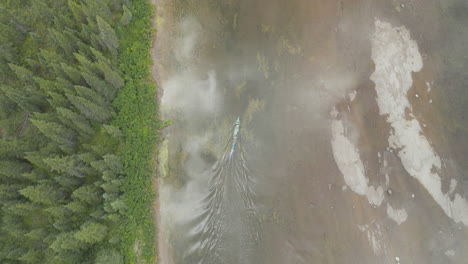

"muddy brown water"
[153,0,468,263]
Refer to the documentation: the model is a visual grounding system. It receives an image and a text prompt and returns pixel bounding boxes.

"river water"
[153,0,468,263]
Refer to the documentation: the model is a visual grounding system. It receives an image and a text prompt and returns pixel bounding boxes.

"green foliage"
[112,0,159,262]
[97,16,119,52]
[75,222,108,244]
[19,184,63,205]
[0,0,159,262]
[67,94,113,122]
[95,248,123,264]
[120,6,132,26]
[31,119,76,149]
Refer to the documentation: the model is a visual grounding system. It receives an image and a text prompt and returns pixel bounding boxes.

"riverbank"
[113,0,161,262]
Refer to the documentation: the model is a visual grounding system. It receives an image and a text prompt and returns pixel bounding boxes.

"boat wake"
[181,118,262,264]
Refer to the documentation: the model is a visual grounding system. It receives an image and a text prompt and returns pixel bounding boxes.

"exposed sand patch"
[331,119,384,207]
[370,19,468,226]
[386,204,408,225]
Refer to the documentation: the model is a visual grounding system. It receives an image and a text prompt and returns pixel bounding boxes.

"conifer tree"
[72,184,101,204]
[0,160,31,179]
[74,222,107,244]
[66,94,112,122]
[0,85,42,112]
[74,85,107,106]
[103,154,123,174]
[97,60,124,89]
[65,200,87,213]
[19,184,63,205]
[95,249,123,264]
[60,63,85,85]
[57,107,95,136]
[47,92,69,109]
[8,63,36,85]
[50,232,86,252]
[43,155,88,178]
[31,119,76,148]
[82,72,116,100]
[120,5,132,26]
[68,0,86,24]
[96,15,119,53]
[102,124,123,138]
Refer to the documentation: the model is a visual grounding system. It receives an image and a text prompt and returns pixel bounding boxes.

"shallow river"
[153,0,468,263]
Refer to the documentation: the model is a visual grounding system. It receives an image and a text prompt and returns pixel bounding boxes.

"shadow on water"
[175,119,262,264]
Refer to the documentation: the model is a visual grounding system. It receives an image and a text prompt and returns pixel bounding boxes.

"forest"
[0,0,159,263]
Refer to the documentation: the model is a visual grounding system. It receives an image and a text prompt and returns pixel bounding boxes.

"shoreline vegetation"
[0,0,159,263]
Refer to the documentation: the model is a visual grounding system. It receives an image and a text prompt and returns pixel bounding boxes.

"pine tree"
[82,72,116,100]
[97,60,124,89]
[50,232,86,252]
[2,201,38,216]
[68,0,86,24]
[66,94,112,122]
[65,200,87,213]
[0,139,32,158]
[19,184,63,205]
[60,63,85,85]
[74,222,107,244]
[0,85,43,112]
[82,0,113,24]
[47,92,69,108]
[0,184,22,202]
[18,248,42,263]
[8,63,36,85]
[95,249,123,264]
[96,15,119,52]
[74,85,107,106]
[102,124,123,138]
[72,184,101,204]
[101,182,119,193]
[110,198,126,213]
[25,228,47,242]
[74,53,98,73]
[43,155,86,178]
[31,119,76,148]
[103,154,123,174]
[57,107,95,136]
[120,5,132,26]
[0,160,31,179]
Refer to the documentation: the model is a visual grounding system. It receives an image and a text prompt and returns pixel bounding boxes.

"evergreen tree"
[66,94,112,122]
[47,92,69,109]
[19,184,63,205]
[103,154,123,174]
[97,60,124,89]
[72,184,101,204]
[82,72,116,100]
[95,249,123,264]
[18,249,42,263]
[65,200,87,213]
[57,107,95,136]
[68,0,86,24]
[8,63,36,85]
[0,85,43,112]
[102,124,123,138]
[50,232,86,252]
[74,85,107,106]
[120,5,132,26]
[60,63,85,85]
[0,160,31,179]
[44,155,88,178]
[31,119,76,149]
[74,222,107,244]
[96,15,119,53]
